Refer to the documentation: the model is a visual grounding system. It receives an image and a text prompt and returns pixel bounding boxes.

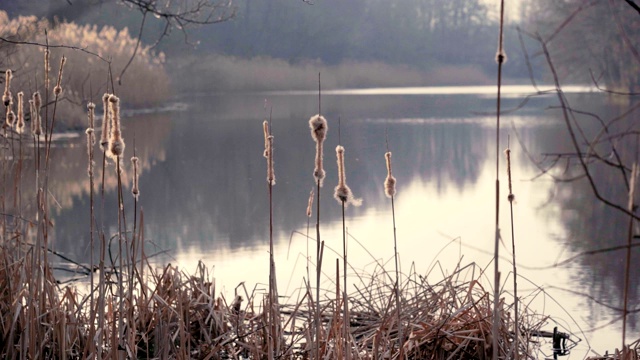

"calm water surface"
[48,86,638,357]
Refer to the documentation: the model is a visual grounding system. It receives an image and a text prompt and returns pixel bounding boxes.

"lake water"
[46,85,638,357]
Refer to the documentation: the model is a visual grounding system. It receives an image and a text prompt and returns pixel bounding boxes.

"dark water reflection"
[48,87,638,353]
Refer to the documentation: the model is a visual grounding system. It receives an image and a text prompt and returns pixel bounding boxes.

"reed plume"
[16,92,24,134]
[108,95,125,159]
[87,102,96,143]
[32,92,42,136]
[131,156,140,200]
[334,145,362,207]
[263,120,270,158]
[309,115,327,186]
[384,152,396,198]
[100,93,110,151]
[53,56,66,96]
[6,110,15,128]
[266,135,275,185]
[3,69,12,107]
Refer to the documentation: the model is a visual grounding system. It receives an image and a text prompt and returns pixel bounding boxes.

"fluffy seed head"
[53,56,66,96]
[6,109,15,127]
[87,102,96,145]
[32,91,42,136]
[309,115,328,185]
[334,145,362,207]
[3,69,12,107]
[263,120,269,158]
[108,94,125,158]
[266,135,276,185]
[86,128,95,177]
[100,93,110,150]
[131,156,140,200]
[384,152,396,198]
[309,114,327,143]
[16,92,24,134]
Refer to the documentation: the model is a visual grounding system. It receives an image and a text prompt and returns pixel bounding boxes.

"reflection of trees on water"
[51,94,503,261]
[520,94,640,331]
[50,112,172,256]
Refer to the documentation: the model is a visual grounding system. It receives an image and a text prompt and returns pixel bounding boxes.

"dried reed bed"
[0,237,590,359]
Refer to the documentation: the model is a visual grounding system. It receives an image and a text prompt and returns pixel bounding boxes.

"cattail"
[86,128,94,177]
[266,135,275,185]
[53,55,66,96]
[44,48,50,89]
[3,69,12,106]
[108,94,125,158]
[16,92,24,134]
[100,93,110,151]
[131,156,140,200]
[306,189,314,218]
[32,92,42,136]
[384,152,396,198]
[87,102,96,145]
[263,120,270,158]
[309,114,327,185]
[6,109,15,127]
[334,145,362,207]
[505,148,515,202]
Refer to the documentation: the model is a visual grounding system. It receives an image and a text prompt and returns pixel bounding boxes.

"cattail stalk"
[493,1,506,359]
[306,188,313,284]
[309,113,327,360]
[85,102,97,358]
[263,119,279,358]
[131,156,140,200]
[505,147,519,359]
[334,144,361,360]
[384,151,403,356]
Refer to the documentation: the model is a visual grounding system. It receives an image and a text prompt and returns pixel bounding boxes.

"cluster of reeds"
[2,4,640,359]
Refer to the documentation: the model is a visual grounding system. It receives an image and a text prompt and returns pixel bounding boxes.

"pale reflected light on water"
[51,87,638,357]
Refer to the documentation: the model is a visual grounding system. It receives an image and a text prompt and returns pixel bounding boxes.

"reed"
[493,1,506,359]
[309,92,327,359]
[505,146,519,359]
[384,150,403,358]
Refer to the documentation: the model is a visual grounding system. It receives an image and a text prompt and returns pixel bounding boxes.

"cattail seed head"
[53,56,66,96]
[266,135,276,185]
[384,152,397,198]
[6,109,15,127]
[100,93,110,150]
[87,102,96,145]
[86,128,94,177]
[334,145,362,207]
[309,114,327,143]
[32,91,42,136]
[131,156,140,200]
[3,69,12,107]
[263,120,270,158]
[44,49,50,89]
[16,92,24,134]
[309,114,328,185]
[108,94,125,159]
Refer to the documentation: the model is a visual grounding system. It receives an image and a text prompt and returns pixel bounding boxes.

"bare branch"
[623,0,640,15]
